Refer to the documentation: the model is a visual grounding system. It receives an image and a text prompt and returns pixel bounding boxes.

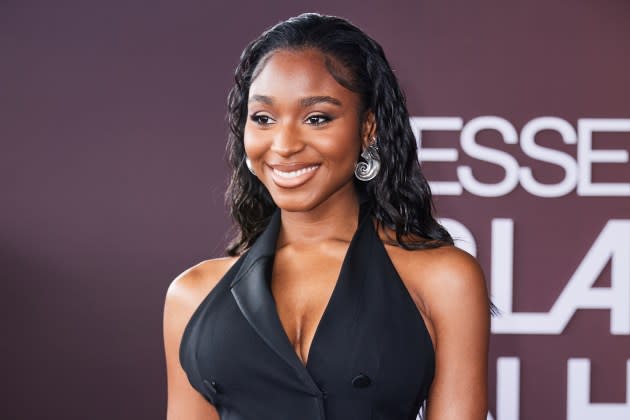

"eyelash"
[248,114,333,127]
[305,114,331,126]
[250,114,273,125]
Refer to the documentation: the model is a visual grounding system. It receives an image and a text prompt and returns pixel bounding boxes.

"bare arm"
[163,261,232,420]
[417,247,490,419]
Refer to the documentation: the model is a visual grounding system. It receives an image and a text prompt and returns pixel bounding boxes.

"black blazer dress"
[180,200,435,420]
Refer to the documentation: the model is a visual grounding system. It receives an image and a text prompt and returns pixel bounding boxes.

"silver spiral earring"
[354,139,380,181]
[245,157,256,176]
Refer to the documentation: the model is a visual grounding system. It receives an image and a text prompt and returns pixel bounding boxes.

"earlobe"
[361,110,377,148]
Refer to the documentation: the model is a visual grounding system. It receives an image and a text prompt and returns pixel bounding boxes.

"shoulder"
[163,256,240,350]
[384,238,489,327]
[163,256,239,368]
[163,257,237,419]
[410,246,487,319]
[401,244,485,288]
[379,227,490,417]
[167,256,239,296]
[164,256,239,320]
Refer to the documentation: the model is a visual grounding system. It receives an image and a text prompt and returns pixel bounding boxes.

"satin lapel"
[229,209,320,391]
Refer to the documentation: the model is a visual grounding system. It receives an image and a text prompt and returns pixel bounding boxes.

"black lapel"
[229,209,320,391]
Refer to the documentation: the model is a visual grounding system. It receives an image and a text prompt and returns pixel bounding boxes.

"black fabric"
[180,201,435,420]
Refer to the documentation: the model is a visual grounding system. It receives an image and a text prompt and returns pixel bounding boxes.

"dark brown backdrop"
[2,0,628,419]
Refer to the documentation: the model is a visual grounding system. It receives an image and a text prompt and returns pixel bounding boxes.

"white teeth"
[272,165,319,179]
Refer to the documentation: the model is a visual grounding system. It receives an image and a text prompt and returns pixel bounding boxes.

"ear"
[360,110,377,149]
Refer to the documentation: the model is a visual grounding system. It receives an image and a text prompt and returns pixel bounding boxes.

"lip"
[266,162,321,188]
[268,162,318,171]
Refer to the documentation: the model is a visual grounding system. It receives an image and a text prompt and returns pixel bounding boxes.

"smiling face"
[244,48,373,213]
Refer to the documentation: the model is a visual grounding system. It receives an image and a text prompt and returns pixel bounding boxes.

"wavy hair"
[224,12,454,256]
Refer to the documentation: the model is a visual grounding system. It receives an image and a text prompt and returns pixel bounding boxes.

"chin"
[264,179,356,214]
[270,195,319,213]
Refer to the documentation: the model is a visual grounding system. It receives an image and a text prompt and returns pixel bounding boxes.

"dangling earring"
[245,157,256,176]
[354,138,380,181]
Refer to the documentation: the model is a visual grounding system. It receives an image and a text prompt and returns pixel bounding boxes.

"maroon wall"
[2,1,628,419]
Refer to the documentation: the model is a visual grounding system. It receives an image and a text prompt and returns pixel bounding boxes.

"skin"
[163,47,489,419]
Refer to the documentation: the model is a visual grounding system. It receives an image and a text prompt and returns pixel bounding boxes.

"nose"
[270,122,305,157]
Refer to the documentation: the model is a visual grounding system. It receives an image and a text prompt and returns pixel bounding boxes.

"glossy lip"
[266,162,321,188]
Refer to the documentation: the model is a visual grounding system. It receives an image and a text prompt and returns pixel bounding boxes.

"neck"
[276,187,361,248]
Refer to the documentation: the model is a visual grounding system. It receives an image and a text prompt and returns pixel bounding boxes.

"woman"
[164,13,490,420]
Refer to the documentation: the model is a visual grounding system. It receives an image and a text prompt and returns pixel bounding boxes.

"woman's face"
[244,48,372,212]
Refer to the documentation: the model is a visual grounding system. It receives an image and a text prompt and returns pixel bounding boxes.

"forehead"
[249,48,357,102]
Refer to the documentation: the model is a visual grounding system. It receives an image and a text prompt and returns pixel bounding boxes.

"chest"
[270,242,349,366]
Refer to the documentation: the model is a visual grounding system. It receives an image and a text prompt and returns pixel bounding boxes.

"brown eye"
[250,114,274,125]
[305,114,331,126]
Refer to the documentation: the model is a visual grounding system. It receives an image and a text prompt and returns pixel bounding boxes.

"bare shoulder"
[164,256,240,327]
[167,257,239,304]
[401,244,485,290]
[386,242,488,321]
[379,227,490,418]
[163,256,238,420]
[163,255,239,350]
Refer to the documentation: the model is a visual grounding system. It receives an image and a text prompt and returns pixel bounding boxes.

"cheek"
[322,128,362,163]
[323,141,359,165]
[243,124,267,159]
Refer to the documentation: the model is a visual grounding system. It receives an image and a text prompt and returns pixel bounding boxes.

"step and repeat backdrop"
[415,116,629,420]
[402,2,629,418]
[2,1,628,419]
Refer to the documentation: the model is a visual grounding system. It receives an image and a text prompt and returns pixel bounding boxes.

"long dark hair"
[224,12,453,256]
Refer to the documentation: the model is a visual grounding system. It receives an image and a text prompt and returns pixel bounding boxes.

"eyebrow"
[248,95,343,107]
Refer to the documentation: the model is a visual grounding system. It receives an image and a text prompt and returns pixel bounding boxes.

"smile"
[272,165,320,179]
[267,163,321,188]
